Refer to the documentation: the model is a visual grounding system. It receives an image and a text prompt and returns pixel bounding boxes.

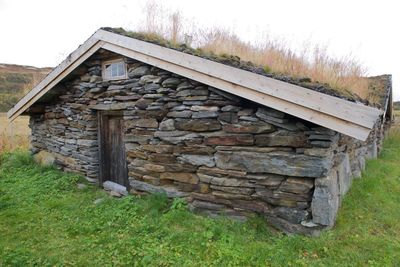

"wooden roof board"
[102,42,371,140]
[97,30,381,129]
[7,34,104,121]
[7,29,383,141]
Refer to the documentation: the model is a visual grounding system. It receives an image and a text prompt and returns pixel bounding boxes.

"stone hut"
[8,28,393,234]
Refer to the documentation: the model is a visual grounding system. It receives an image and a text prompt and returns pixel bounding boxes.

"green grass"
[1,129,400,266]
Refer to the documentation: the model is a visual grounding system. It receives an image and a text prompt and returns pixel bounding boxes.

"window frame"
[102,58,128,81]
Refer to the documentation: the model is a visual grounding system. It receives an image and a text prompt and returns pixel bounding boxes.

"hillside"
[0,63,52,112]
[394,101,400,110]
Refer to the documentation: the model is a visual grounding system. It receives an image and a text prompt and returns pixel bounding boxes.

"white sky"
[0,0,398,100]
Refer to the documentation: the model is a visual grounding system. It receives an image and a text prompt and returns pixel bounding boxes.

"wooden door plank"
[97,111,108,185]
[98,112,128,188]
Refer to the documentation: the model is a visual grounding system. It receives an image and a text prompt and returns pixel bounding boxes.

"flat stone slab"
[103,181,128,196]
[89,102,136,110]
[215,150,330,178]
[130,180,188,198]
[311,169,339,226]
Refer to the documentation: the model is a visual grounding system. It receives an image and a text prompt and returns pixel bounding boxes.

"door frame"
[97,110,129,189]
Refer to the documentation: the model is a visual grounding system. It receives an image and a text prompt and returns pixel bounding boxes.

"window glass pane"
[103,60,126,79]
[105,64,112,78]
[117,62,125,76]
[111,64,118,77]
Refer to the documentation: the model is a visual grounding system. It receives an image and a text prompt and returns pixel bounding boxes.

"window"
[102,59,127,80]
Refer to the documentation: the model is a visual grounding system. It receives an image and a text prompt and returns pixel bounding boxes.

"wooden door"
[98,111,128,188]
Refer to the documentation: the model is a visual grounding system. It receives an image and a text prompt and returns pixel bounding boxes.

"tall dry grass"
[136,1,371,101]
[0,71,40,153]
[0,113,30,153]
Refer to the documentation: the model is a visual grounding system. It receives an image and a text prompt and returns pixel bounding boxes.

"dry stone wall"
[28,51,385,234]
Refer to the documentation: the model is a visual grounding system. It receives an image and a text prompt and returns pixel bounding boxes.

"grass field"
[0,113,30,152]
[0,117,399,266]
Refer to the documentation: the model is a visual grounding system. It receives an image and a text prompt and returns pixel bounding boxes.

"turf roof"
[102,27,391,109]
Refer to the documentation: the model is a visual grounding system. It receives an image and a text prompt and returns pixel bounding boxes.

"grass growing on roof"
[1,125,400,265]
[101,2,385,106]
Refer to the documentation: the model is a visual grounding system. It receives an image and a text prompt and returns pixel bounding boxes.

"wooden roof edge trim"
[7,30,105,120]
[102,42,371,140]
[7,40,104,121]
[95,29,382,129]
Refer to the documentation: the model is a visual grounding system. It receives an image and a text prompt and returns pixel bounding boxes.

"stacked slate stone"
[28,52,384,234]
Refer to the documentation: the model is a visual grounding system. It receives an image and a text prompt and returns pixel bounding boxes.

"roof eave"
[7,29,105,121]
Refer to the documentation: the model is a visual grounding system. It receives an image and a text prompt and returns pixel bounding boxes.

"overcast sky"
[0,0,398,100]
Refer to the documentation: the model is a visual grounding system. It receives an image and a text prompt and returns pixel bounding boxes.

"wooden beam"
[25,105,45,114]
[101,42,371,140]
[96,30,382,129]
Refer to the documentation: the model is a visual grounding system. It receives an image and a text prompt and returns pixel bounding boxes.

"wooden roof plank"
[96,30,381,129]
[7,34,102,120]
[8,40,104,121]
[102,42,370,140]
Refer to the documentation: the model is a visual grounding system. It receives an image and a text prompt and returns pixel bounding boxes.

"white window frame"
[102,58,127,81]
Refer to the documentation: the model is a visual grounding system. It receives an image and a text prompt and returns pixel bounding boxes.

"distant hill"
[394,101,400,110]
[0,63,52,112]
